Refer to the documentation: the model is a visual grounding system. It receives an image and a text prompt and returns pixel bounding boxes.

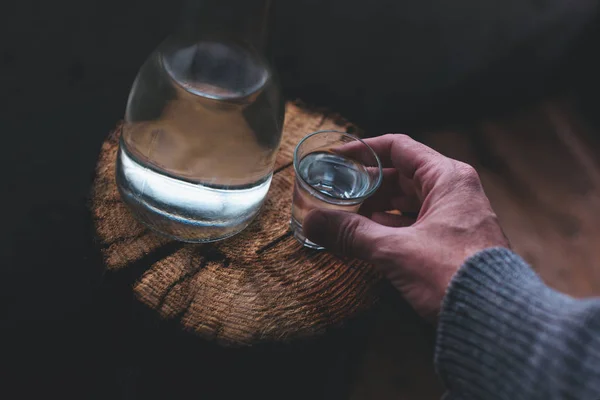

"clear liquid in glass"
[116,39,284,242]
[290,151,372,248]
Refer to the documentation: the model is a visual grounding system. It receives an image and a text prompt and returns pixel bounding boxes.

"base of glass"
[290,217,325,250]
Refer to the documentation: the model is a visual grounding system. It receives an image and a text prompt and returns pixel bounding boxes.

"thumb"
[303,209,389,260]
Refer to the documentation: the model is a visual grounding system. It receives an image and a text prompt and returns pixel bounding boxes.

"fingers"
[336,134,482,216]
[360,195,421,216]
[361,134,444,179]
[359,168,420,214]
[332,139,380,168]
[368,212,416,227]
[303,209,392,260]
[337,133,446,182]
[337,134,450,201]
[359,168,402,212]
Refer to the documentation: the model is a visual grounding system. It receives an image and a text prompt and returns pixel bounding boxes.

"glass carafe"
[116,0,284,243]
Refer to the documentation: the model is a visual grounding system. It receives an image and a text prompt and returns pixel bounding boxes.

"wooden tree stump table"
[91,101,381,346]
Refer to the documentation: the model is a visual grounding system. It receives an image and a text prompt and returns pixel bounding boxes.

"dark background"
[1,0,599,398]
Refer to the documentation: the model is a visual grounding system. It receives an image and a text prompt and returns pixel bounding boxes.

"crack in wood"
[274,162,293,175]
[317,112,330,128]
[100,198,123,205]
[103,229,148,249]
[155,246,230,311]
[109,240,184,286]
[255,231,293,255]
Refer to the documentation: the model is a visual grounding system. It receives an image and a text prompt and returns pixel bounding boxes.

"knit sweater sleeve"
[435,247,600,400]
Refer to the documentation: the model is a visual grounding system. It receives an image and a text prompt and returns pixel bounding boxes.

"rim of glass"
[293,130,383,202]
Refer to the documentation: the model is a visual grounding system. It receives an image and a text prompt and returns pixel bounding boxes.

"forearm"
[435,248,600,400]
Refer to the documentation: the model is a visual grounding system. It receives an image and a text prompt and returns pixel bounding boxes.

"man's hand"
[303,134,509,322]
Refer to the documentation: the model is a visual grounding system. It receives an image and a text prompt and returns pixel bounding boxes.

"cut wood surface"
[91,101,381,346]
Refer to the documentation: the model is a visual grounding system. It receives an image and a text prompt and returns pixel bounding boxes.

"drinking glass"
[290,130,383,249]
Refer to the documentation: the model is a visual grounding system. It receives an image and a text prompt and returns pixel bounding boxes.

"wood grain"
[91,101,381,346]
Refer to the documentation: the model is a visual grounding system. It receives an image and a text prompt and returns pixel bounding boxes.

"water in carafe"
[116,0,284,242]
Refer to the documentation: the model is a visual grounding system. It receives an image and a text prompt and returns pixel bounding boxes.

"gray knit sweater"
[435,248,600,400]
